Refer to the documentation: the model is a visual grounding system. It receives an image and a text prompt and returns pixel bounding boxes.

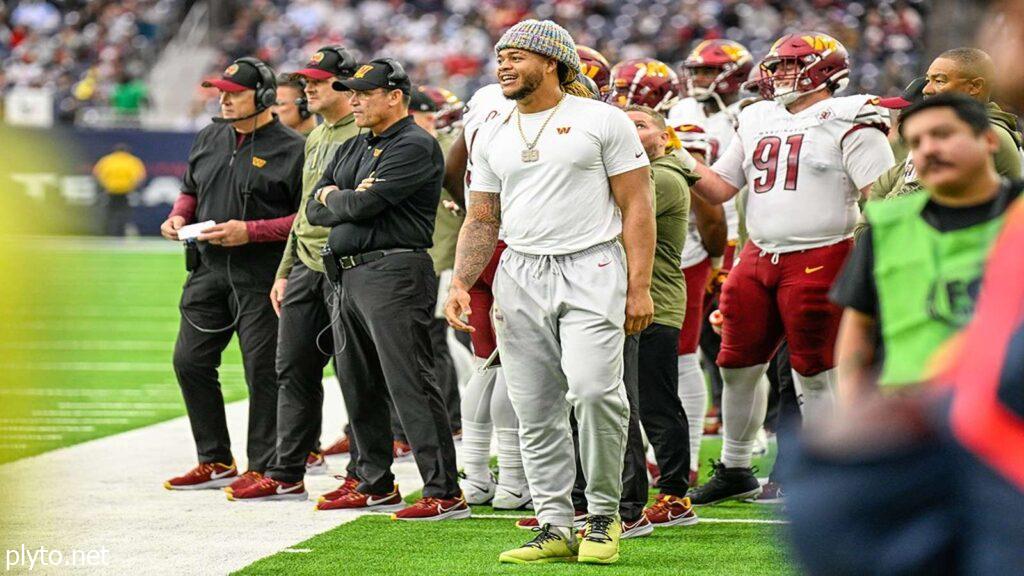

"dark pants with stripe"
[572,334,648,522]
[267,261,353,483]
[637,323,691,497]
[173,263,279,472]
[332,251,460,498]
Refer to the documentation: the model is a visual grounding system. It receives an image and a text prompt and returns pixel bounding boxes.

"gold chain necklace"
[515,94,565,163]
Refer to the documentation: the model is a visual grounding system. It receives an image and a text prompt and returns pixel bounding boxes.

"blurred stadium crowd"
[0,0,926,127]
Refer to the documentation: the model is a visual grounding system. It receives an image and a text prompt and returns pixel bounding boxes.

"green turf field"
[0,241,794,575]
[237,439,792,576]
[0,241,248,464]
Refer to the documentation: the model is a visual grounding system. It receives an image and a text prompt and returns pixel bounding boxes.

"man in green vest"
[228,46,364,500]
[870,48,1022,201]
[832,93,1023,407]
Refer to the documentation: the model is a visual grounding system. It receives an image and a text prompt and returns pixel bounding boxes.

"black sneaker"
[688,460,761,505]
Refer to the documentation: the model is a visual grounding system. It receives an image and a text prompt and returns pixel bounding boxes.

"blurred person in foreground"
[93,143,146,236]
[160,58,305,491]
[833,94,1022,407]
[786,196,1024,576]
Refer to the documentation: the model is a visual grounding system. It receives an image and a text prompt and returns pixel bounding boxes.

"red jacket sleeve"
[245,214,296,243]
[169,193,197,221]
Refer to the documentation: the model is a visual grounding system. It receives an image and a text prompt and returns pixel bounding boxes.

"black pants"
[430,317,462,432]
[266,262,337,483]
[387,318,462,443]
[637,323,690,497]
[332,251,459,498]
[104,193,132,236]
[173,264,279,471]
[572,334,648,522]
[766,341,801,484]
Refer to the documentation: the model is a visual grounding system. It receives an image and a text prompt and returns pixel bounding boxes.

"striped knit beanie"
[495,20,581,85]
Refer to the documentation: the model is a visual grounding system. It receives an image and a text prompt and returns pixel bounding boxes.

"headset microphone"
[210,109,264,124]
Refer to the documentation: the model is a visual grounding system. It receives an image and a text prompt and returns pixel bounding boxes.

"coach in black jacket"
[160,58,304,490]
[306,59,466,519]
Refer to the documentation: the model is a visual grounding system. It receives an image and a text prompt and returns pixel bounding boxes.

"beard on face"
[506,67,544,100]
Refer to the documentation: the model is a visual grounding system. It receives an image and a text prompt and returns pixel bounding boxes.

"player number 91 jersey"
[712,95,894,253]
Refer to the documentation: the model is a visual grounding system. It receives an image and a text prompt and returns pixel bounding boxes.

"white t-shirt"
[712,95,894,253]
[471,94,649,255]
[669,97,744,266]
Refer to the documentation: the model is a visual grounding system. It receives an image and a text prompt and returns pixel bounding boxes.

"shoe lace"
[241,470,262,480]
[253,477,277,490]
[583,515,615,543]
[412,497,441,510]
[647,494,676,513]
[188,463,215,477]
[526,525,564,549]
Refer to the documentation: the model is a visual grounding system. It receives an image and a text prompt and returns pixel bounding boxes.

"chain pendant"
[521,148,540,163]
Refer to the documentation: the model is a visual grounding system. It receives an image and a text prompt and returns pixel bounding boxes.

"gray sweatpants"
[492,239,630,529]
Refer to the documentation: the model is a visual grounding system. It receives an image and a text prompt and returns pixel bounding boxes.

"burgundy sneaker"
[164,462,237,490]
[391,495,471,521]
[228,477,307,502]
[316,486,404,511]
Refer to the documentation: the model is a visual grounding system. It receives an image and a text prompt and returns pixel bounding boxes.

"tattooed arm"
[444,191,501,333]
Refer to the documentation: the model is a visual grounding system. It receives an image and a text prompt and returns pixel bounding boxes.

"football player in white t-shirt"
[445,19,655,564]
[443,82,532,511]
[684,32,896,505]
[666,39,753,483]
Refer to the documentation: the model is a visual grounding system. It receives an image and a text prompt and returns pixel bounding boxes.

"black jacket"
[183,117,305,290]
[306,115,443,255]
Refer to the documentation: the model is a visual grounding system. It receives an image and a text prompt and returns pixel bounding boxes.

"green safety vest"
[868,191,1005,387]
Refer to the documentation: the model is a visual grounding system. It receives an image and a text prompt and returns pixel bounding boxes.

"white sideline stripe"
[365,511,789,525]
[0,341,174,351]
[1,362,242,372]
[0,376,428,576]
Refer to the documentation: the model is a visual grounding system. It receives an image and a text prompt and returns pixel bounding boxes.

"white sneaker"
[461,473,496,505]
[492,483,532,510]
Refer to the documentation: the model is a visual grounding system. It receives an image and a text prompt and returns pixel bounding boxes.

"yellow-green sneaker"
[578,514,621,564]
[498,525,578,564]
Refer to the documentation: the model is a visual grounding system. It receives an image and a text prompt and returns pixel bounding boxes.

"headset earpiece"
[377,58,408,89]
[322,45,358,77]
[234,56,278,112]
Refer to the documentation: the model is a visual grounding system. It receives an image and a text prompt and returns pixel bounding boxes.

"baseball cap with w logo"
[292,46,358,81]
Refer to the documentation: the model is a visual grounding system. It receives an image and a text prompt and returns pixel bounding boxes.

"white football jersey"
[463,83,513,186]
[669,97,743,267]
[712,95,894,253]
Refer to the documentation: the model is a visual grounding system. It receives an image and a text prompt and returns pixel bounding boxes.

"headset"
[320,45,359,78]
[375,57,409,91]
[292,76,312,120]
[235,56,278,112]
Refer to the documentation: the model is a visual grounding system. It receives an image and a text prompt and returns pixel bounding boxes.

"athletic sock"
[792,368,837,429]
[495,427,526,488]
[720,364,769,469]
[550,525,574,543]
[677,353,708,472]
[460,419,493,480]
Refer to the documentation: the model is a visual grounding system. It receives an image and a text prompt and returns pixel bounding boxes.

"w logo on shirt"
[556,127,571,135]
